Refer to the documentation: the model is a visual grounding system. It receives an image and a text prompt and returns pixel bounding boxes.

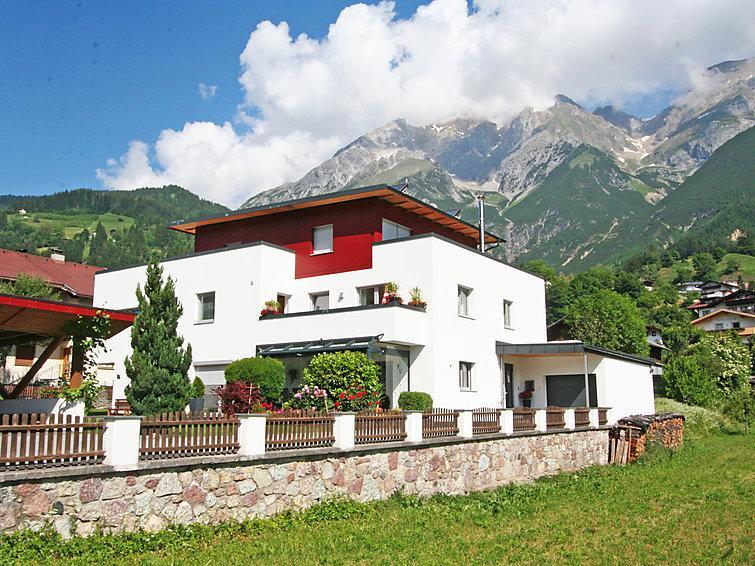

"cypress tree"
[125,258,192,415]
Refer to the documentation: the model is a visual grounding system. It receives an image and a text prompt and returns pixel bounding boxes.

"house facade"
[93,185,655,422]
[691,309,755,343]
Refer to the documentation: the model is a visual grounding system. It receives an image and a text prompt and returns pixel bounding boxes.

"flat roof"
[169,184,501,245]
[0,293,135,346]
[496,341,656,366]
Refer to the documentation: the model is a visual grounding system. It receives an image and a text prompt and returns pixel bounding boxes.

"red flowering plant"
[519,390,534,399]
[260,300,281,317]
[381,281,403,305]
[214,382,262,416]
[302,351,384,412]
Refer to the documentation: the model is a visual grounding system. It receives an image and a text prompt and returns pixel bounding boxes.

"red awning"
[0,293,135,347]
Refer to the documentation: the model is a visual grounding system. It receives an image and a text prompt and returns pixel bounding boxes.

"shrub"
[654,397,741,437]
[398,391,433,411]
[284,384,331,412]
[224,357,285,403]
[303,351,383,411]
[662,355,719,408]
[190,376,205,399]
[214,382,262,416]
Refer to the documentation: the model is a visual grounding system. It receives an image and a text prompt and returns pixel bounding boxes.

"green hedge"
[398,391,433,411]
[224,357,285,403]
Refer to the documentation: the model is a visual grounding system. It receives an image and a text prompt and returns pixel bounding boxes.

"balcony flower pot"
[519,389,533,408]
[407,300,426,311]
[259,308,280,318]
[260,299,281,318]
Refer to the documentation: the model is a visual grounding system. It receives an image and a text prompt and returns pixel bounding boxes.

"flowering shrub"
[381,281,403,304]
[284,384,331,412]
[214,381,262,416]
[519,390,533,399]
[260,300,281,316]
[303,351,384,412]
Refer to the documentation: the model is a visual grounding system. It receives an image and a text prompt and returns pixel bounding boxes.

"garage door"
[546,374,587,407]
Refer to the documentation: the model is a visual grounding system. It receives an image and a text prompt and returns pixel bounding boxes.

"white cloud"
[99,0,754,206]
[198,83,218,100]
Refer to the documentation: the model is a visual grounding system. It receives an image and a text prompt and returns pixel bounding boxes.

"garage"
[545,374,597,407]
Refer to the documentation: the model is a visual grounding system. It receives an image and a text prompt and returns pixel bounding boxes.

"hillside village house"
[0,248,104,390]
[93,185,655,423]
[691,309,755,344]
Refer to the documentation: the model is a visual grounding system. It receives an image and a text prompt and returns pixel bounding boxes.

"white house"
[93,185,655,422]
[691,309,755,343]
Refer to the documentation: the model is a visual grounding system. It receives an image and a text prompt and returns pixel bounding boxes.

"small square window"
[732,322,741,329]
[503,299,513,328]
[458,286,472,317]
[311,292,329,311]
[197,292,215,322]
[714,322,724,330]
[459,361,473,391]
[313,224,333,254]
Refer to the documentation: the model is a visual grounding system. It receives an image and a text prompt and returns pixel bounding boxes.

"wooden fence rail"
[512,408,536,431]
[355,411,407,444]
[139,412,239,460]
[574,408,591,427]
[422,409,459,438]
[0,413,105,470]
[472,408,501,435]
[546,407,566,430]
[265,412,335,451]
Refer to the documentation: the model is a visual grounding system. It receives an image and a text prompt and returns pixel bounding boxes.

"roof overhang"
[257,335,383,357]
[169,184,501,246]
[0,293,135,347]
[496,341,656,366]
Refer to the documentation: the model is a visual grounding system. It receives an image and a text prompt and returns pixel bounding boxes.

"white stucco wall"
[694,312,755,332]
[595,357,655,423]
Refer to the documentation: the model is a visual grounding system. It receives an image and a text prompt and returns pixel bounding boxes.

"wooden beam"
[5,336,65,399]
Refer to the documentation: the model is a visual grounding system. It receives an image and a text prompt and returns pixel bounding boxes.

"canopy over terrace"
[0,293,135,399]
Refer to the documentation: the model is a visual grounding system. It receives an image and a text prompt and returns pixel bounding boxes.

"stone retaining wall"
[0,429,608,538]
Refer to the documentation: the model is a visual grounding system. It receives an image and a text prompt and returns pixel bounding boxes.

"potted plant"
[382,281,403,305]
[189,376,205,412]
[260,300,281,317]
[519,389,533,408]
[408,286,427,310]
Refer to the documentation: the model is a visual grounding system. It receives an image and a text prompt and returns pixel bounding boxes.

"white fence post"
[103,415,143,470]
[457,410,473,438]
[564,409,576,430]
[534,409,548,432]
[237,414,266,456]
[333,412,356,450]
[404,411,423,442]
[589,408,600,428]
[500,409,514,435]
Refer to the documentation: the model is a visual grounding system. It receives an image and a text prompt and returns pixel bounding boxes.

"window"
[197,292,215,323]
[14,344,35,367]
[732,322,741,329]
[458,286,472,317]
[459,361,473,391]
[714,322,724,330]
[312,224,333,254]
[276,294,289,314]
[503,299,513,328]
[359,285,385,306]
[381,219,411,241]
[310,292,329,311]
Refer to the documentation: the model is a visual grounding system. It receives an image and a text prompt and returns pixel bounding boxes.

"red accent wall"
[194,197,477,278]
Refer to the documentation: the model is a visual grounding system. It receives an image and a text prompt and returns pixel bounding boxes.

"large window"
[359,285,385,306]
[312,224,333,254]
[503,299,513,328]
[381,219,411,241]
[310,292,329,311]
[459,361,473,391]
[458,285,472,317]
[196,292,215,323]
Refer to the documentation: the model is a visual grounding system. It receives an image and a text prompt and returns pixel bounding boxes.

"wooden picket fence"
[546,407,566,430]
[472,408,501,435]
[422,408,459,438]
[512,408,536,432]
[355,411,407,444]
[598,408,609,426]
[139,412,239,460]
[574,408,591,427]
[265,411,335,451]
[0,413,105,470]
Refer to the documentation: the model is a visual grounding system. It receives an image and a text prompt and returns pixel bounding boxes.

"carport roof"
[496,341,656,366]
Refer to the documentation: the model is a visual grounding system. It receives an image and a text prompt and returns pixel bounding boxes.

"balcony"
[258,303,427,346]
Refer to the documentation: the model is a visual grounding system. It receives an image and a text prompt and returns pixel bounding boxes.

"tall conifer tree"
[125,258,192,415]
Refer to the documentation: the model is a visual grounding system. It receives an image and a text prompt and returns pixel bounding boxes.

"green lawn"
[2,434,753,565]
[19,211,135,238]
[660,252,755,283]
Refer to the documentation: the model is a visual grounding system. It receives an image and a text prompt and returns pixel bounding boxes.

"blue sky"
[0,1,750,203]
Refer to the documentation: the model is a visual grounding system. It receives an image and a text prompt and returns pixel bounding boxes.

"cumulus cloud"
[98,0,754,206]
[198,83,218,100]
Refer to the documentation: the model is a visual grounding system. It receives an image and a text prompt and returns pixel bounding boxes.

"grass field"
[1,434,752,565]
[19,211,135,238]
[659,252,755,283]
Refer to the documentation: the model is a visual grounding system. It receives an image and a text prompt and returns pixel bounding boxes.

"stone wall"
[0,429,608,538]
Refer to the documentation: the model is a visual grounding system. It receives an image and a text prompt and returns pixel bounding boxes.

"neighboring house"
[691,309,755,343]
[699,280,739,301]
[0,248,104,388]
[94,185,655,422]
[689,288,755,318]
[678,281,704,294]
[646,326,667,395]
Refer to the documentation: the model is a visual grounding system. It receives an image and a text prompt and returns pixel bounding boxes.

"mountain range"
[242,58,755,271]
